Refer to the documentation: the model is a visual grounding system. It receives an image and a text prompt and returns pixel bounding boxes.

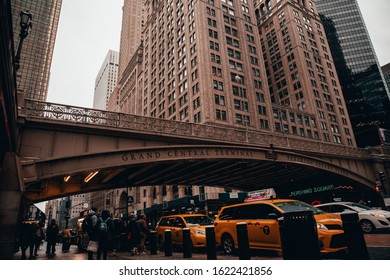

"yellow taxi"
[214,198,346,255]
[155,214,214,250]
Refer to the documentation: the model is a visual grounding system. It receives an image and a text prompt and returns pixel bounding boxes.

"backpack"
[98,218,109,234]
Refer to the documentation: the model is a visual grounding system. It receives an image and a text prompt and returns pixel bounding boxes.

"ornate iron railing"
[21,99,369,158]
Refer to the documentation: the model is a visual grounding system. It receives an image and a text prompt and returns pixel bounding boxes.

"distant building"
[11,0,62,101]
[382,63,390,96]
[93,50,119,110]
[317,0,390,147]
[254,0,355,146]
[118,0,144,81]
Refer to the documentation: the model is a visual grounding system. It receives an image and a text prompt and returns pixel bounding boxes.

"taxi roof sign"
[245,188,277,202]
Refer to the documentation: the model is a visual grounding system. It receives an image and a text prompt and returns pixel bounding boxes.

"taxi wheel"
[221,234,235,255]
[360,220,375,233]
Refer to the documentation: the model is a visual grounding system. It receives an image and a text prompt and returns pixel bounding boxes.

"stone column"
[0,152,24,260]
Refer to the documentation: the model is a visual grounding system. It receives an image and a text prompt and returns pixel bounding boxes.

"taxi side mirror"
[267,213,278,220]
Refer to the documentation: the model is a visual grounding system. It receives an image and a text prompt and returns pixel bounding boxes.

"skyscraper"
[93,50,119,110]
[316,0,390,147]
[113,0,355,147]
[11,0,62,101]
[118,0,144,81]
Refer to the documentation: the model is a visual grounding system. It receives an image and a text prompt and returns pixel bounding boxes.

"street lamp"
[15,10,32,71]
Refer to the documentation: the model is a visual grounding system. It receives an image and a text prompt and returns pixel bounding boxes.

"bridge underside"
[23,150,374,202]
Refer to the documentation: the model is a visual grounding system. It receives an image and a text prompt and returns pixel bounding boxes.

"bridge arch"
[22,145,376,202]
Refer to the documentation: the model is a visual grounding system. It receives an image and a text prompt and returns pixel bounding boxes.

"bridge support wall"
[0,153,23,259]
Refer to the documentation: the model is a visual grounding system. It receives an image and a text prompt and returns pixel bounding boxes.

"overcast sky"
[46,0,390,108]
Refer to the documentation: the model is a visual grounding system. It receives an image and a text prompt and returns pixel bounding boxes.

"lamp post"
[15,10,32,71]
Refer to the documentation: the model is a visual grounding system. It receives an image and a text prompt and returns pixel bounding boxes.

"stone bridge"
[16,99,387,203]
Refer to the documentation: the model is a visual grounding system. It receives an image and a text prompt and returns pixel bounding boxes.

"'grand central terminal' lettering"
[122,148,255,161]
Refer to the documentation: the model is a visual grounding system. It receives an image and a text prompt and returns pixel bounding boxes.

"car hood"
[360,209,390,217]
[189,225,207,231]
[314,213,343,224]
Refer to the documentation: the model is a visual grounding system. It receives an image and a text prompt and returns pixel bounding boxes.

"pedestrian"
[45,219,59,256]
[126,213,140,255]
[30,222,44,258]
[18,221,33,260]
[61,227,72,252]
[95,209,115,260]
[137,214,148,254]
[82,209,98,260]
[111,219,125,256]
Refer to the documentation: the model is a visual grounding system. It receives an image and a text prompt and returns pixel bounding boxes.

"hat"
[88,210,95,216]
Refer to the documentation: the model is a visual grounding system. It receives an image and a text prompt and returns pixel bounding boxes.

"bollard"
[182,228,192,258]
[279,211,321,260]
[236,222,250,260]
[206,226,217,260]
[149,230,157,255]
[164,229,172,257]
[341,212,369,260]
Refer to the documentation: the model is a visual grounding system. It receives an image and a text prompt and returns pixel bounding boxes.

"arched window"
[266,0,271,10]
[152,187,157,199]
[260,4,266,15]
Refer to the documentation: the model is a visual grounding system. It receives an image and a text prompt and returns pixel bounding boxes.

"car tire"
[360,219,375,233]
[221,234,235,255]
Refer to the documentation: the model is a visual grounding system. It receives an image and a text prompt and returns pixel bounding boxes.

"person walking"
[18,221,33,260]
[82,209,98,260]
[127,213,140,255]
[45,219,59,256]
[137,214,148,254]
[95,209,115,260]
[61,227,72,252]
[30,222,44,258]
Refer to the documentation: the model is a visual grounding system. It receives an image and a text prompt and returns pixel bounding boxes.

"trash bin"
[279,210,321,260]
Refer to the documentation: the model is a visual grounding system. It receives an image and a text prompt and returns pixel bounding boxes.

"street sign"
[128,196,134,204]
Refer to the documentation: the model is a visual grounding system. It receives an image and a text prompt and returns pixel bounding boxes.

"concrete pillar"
[0,153,24,260]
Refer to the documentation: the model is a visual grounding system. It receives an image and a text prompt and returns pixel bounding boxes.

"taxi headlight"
[317,223,329,230]
[193,229,205,235]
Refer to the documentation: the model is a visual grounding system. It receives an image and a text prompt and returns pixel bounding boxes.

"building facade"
[316,0,390,147]
[115,0,355,147]
[104,0,361,221]
[254,0,355,146]
[93,50,119,110]
[118,0,145,80]
[382,63,390,97]
[11,0,62,101]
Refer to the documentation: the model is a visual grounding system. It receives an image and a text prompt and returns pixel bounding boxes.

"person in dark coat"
[82,209,98,260]
[30,222,44,258]
[18,221,33,260]
[95,209,115,260]
[127,213,140,255]
[46,219,59,255]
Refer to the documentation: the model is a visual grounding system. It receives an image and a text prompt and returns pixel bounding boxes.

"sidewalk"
[12,234,390,260]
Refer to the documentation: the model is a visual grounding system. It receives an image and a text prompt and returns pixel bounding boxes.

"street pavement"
[12,233,390,260]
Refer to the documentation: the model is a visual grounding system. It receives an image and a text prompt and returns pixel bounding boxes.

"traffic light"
[375,185,381,192]
[379,171,386,182]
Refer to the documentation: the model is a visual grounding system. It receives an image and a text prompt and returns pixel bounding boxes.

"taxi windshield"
[274,201,325,215]
[184,216,214,226]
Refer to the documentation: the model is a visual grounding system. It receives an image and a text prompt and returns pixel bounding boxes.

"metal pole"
[236,222,250,260]
[164,229,172,257]
[182,228,192,258]
[149,230,157,255]
[206,225,217,260]
[341,212,369,260]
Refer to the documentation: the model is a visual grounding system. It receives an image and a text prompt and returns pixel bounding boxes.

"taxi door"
[252,204,282,250]
[171,217,185,245]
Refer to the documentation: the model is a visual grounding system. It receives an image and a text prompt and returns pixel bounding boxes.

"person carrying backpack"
[95,209,115,260]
